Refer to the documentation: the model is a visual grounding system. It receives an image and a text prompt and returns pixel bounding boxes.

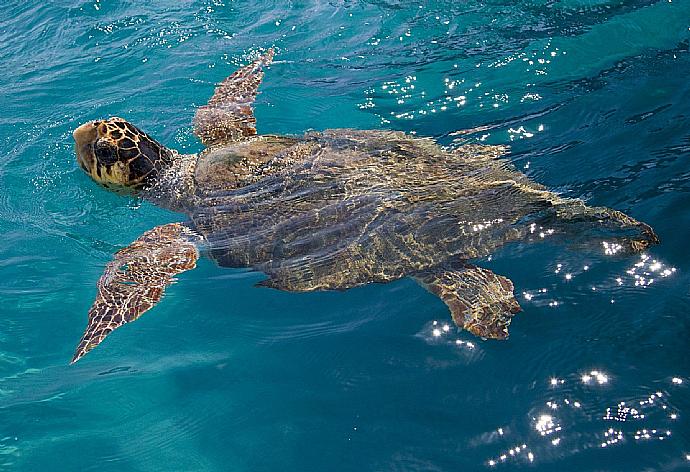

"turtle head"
[73,117,173,191]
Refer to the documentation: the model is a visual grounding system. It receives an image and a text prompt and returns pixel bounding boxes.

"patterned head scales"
[73,117,172,190]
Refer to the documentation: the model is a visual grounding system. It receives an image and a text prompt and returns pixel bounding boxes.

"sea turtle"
[70,48,658,363]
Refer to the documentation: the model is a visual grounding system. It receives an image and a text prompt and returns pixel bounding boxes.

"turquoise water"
[1,0,689,469]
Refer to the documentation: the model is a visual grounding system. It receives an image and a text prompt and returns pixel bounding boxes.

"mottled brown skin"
[193,48,274,146]
[416,264,521,339]
[71,223,199,363]
[70,49,659,363]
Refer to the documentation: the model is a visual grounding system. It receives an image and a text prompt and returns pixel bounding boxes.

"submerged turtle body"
[187,129,651,291]
[190,130,548,289]
[69,49,659,363]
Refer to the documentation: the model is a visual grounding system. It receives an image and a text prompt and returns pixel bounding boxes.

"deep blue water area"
[1,1,689,470]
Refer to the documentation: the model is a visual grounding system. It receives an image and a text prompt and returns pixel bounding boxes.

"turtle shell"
[189,129,555,291]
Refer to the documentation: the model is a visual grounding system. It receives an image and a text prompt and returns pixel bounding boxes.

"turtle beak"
[73,121,97,148]
[73,122,98,173]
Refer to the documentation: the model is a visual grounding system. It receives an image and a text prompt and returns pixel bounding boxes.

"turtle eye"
[94,139,118,165]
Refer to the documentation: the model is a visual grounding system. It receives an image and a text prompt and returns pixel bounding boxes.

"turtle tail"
[543,200,659,254]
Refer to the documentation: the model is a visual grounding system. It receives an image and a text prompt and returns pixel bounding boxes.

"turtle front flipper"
[71,223,201,364]
[414,264,521,340]
[193,48,275,147]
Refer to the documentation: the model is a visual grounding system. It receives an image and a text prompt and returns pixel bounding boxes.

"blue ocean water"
[1,0,689,470]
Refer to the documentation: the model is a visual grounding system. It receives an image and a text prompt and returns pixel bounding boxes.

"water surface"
[1,0,689,470]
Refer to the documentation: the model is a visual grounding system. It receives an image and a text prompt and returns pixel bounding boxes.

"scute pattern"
[71,223,199,363]
[75,117,173,188]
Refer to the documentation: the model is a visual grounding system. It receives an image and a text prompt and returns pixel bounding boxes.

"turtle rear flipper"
[415,264,521,339]
[193,48,274,147]
[547,201,659,253]
[71,223,200,364]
